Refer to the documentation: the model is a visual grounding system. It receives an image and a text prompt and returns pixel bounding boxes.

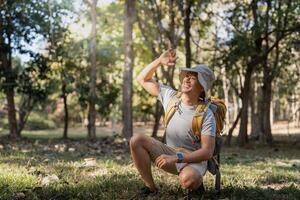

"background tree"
[84,0,98,141]
[0,0,69,139]
[122,0,136,140]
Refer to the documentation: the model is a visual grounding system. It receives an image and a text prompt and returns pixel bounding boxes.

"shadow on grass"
[258,173,300,185]
[216,185,300,200]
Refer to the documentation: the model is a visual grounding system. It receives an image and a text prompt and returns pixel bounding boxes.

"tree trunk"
[261,72,273,145]
[122,0,135,140]
[151,100,163,138]
[232,91,239,122]
[87,0,98,141]
[1,36,19,139]
[17,95,35,135]
[237,68,252,146]
[225,109,242,146]
[184,0,192,68]
[250,75,260,140]
[222,67,229,135]
[62,80,68,139]
[6,89,19,138]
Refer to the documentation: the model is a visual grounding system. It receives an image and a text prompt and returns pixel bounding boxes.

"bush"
[25,113,56,130]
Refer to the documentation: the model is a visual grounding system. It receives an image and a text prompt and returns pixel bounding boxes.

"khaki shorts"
[147,137,207,176]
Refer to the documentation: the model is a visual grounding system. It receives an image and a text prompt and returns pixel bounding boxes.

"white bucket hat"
[180,64,215,96]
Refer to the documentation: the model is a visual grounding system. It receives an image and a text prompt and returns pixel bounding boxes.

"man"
[130,49,216,199]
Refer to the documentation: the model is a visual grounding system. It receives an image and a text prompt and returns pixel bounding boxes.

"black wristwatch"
[176,152,184,163]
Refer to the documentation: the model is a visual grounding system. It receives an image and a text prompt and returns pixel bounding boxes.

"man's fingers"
[155,155,167,168]
[157,159,163,168]
[155,157,161,165]
[158,160,165,168]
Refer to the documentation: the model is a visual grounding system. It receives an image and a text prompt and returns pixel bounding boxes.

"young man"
[130,49,216,199]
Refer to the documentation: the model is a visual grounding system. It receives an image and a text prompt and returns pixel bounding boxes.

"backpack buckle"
[174,101,181,110]
[194,112,204,117]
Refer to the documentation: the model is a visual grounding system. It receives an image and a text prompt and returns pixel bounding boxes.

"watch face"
[176,152,184,161]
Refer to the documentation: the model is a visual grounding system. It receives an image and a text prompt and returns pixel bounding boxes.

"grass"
[0,130,299,200]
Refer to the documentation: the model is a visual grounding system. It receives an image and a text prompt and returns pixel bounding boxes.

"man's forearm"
[181,148,213,163]
[136,58,161,83]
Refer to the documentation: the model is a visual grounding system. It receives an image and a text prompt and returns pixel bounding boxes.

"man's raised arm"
[136,49,177,96]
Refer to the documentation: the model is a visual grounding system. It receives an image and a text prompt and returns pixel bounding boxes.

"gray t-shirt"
[158,83,216,151]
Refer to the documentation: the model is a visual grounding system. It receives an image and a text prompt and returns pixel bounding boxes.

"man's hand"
[158,49,177,67]
[155,154,177,168]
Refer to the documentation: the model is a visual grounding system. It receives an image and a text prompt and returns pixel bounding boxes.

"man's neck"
[181,93,200,106]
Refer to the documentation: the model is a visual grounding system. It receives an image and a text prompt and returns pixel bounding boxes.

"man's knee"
[179,168,202,190]
[129,134,150,150]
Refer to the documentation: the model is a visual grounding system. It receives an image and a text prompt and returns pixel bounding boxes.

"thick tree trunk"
[122,0,135,140]
[238,68,252,146]
[87,0,98,141]
[6,89,19,138]
[261,73,273,145]
[184,0,192,68]
[1,37,19,139]
[250,75,260,140]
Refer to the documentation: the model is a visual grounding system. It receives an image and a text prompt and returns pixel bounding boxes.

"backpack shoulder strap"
[192,101,210,137]
[164,92,181,126]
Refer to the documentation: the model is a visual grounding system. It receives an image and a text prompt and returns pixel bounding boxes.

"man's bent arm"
[182,135,215,163]
[136,49,177,97]
[136,58,161,96]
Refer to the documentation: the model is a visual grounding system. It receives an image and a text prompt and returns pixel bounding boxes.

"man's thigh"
[143,135,178,174]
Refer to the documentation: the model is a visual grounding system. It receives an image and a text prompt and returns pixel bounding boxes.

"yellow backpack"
[164,92,227,138]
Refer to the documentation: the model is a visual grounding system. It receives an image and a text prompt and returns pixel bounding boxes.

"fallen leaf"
[41,174,59,186]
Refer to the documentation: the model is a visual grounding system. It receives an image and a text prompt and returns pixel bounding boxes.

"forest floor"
[0,123,299,200]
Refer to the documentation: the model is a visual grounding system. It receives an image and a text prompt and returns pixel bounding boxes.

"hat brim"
[180,67,199,73]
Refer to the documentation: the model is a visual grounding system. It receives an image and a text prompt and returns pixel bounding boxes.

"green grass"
[0,131,299,200]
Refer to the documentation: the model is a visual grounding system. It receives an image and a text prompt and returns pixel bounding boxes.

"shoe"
[130,186,158,199]
[183,184,205,200]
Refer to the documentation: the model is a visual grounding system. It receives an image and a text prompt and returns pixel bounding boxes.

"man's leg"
[130,134,158,191]
[178,166,203,190]
[130,134,177,191]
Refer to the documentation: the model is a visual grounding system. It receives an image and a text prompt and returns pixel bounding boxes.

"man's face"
[180,71,203,94]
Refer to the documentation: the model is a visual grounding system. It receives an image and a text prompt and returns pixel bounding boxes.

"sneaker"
[130,186,158,199]
[183,184,205,200]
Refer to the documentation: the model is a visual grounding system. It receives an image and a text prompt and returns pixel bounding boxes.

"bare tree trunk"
[1,36,19,139]
[233,91,239,122]
[62,79,68,139]
[222,67,229,135]
[226,109,242,146]
[86,0,98,141]
[238,68,252,146]
[122,0,135,140]
[152,101,163,138]
[184,0,192,68]
[262,71,273,145]
[250,75,260,140]
[6,89,19,138]
[17,95,35,135]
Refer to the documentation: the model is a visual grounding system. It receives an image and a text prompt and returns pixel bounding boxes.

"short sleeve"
[157,83,177,111]
[201,109,216,137]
